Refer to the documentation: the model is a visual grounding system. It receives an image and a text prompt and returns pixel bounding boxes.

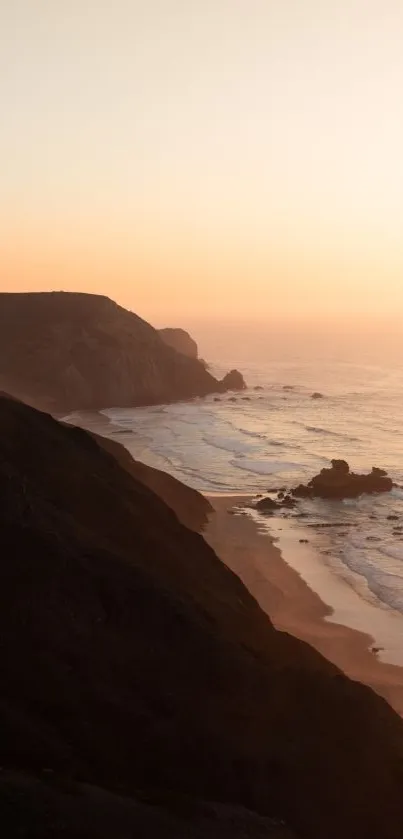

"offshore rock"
[220,369,247,391]
[255,495,296,514]
[292,460,393,500]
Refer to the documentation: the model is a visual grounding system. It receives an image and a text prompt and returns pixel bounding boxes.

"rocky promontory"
[0,292,245,412]
[158,326,198,358]
[292,459,393,500]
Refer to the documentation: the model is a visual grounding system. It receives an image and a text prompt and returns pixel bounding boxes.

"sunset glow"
[2,1,403,323]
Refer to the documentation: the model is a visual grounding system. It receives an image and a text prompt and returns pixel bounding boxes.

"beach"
[205,495,403,716]
[66,406,403,717]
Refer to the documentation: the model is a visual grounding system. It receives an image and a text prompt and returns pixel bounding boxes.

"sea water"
[68,357,403,658]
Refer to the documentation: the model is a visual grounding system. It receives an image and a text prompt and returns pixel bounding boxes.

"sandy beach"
[205,495,403,716]
[65,409,403,716]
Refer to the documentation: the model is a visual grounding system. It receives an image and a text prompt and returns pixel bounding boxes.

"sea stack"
[292,459,393,500]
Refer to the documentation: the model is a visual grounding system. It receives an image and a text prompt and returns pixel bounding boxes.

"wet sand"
[205,495,403,716]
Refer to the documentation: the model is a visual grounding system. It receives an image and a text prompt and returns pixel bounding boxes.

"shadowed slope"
[0,773,299,839]
[1,394,403,838]
[88,430,212,532]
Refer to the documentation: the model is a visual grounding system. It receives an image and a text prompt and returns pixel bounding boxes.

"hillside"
[0,292,243,412]
[2,393,403,838]
[159,326,198,358]
[89,430,212,532]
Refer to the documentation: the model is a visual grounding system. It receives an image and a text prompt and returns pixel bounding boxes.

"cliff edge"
[0,292,244,412]
[2,394,403,838]
[159,326,198,358]
[90,430,212,532]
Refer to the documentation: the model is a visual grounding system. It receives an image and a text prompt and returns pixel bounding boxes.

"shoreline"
[204,494,403,716]
[64,410,403,714]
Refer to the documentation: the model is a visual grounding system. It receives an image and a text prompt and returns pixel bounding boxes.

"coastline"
[204,495,403,716]
[64,410,403,715]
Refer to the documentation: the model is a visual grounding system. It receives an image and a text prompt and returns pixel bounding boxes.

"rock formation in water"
[2,394,403,838]
[158,327,198,359]
[0,292,245,412]
[221,369,247,391]
[255,494,296,513]
[292,459,393,500]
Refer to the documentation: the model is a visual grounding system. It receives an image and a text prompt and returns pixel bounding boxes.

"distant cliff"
[0,292,245,412]
[158,327,198,359]
[2,393,403,839]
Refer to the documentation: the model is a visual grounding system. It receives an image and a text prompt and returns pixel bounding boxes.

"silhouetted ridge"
[0,292,244,411]
[1,394,403,838]
[89,429,212,532]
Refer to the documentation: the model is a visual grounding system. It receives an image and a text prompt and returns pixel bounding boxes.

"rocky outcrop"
[2,394,403,839]
[158,327,198,359]
[292,459,393,500]
[255,494,296,513]
[221,369,246,391]
[0,293,245,412]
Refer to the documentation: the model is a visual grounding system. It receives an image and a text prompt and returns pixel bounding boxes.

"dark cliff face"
[2,394,403,839]
[89,430,213,532]
[0,292,223,412]
[159,327,198,359]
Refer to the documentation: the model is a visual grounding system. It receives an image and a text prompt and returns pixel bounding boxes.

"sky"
[1,1,403,327]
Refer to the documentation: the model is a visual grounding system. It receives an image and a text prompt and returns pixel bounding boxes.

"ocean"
[67,357,403,662]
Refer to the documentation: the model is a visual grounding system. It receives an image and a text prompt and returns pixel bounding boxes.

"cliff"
[90,430,212,532]
[2,393,403,838]
[0,292,244,412]
[159,327,198,358]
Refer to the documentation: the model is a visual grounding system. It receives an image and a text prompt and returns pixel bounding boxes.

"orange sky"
[1,1,403,324]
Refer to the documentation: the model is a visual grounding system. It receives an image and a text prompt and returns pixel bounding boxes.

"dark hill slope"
[1,394,403,838]
[89,430,212,532]
[0,772,299,839]
[0,292,232,411]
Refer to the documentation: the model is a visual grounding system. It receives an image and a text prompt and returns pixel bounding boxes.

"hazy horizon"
[2,1,403,324]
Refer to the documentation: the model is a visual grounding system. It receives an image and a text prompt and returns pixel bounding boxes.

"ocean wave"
[149,449,235,490]
[304,425,360,442]
[237,427,267,439]
[376,543,403,563]
[345,556,403,611]
[202,434,255,455]
[230,458,300,476]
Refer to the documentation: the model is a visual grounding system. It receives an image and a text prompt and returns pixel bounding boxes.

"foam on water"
[304,425,360,442]
[203,434,256,455]
[97,358,403,630]
[230,458,300,475]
